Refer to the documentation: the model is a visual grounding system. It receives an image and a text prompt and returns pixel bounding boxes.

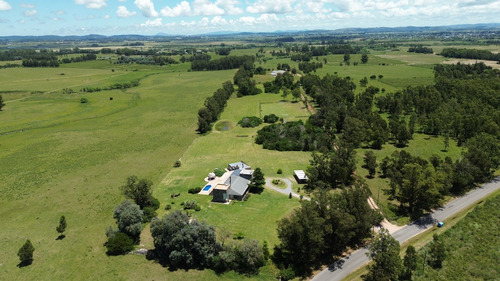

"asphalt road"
[312,177,500,281]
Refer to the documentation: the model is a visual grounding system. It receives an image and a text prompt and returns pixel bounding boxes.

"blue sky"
[0,0,500,36]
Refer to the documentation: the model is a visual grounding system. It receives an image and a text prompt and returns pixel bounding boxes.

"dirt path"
[301,93,315,114]
[367,197,403,234]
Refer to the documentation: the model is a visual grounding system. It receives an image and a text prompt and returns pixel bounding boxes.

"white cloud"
[306,2,331,13]
[247,0,294,14]
[104,14,110,19]
[192,0,224,16]
[237,13,279,26]
[215,0,243,15]
[24,9,37,16]
[0,0,12,11]
[161,1,191,17]
[75,0,107,9]
[140,17,162,27]
[211,15,227,25]
[118,0,126,2]
[134,0,158,17]
[57,10,65,15]
[21,3,35,9]
[117,5,136,17]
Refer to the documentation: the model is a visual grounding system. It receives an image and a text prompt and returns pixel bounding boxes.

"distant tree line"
[197,81,235,133]
[115,55,178,65]
[79,80,140,93]
[408,45,434,54]
[440,48,500,61]
[60,53,97,64]
[298,61,323,74]
[190,55,255,71]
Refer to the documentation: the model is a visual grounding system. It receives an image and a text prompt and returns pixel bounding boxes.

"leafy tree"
[113,200,143,242]
[150,211,219,269]
[429,234,446,268]
[216,239,265,275]
[341,116,366,148]
[401,245,417,280]
[364,228,403,281]
[361,53,368,64]
[18,239,35,266]
[0,94,5,111]
[56,215,67,238]
[344,52,350,62]
[263,114,279,123]
[281,87,290,100]
[121,176,156,209]
[249,168,265,194]
[463,133,500,182]
[238,116,262,128]
[292,87,301,101]
[104,232,134,255]
[360,77,368,87]
[364,151,378,177]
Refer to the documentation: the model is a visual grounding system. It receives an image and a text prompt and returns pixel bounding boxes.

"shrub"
[183,199,198,210]
[195,205,201,212]
[279,268,296,281]
[18,239,35,266]
[188,187,201,194]
[165,204,172,210]
[104,232,134,255]
[174,160,181,167]
[238,116,262,128]
[277,168,283,174]
[214,168,225,177]
[263,114,279,123]
[80,97,88,103]
[233,231,245,239]
[142,206,157,222]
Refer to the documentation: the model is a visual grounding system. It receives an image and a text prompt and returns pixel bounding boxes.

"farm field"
[0,42,483,280]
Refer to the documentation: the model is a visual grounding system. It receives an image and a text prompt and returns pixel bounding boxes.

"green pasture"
[0,65,241,280]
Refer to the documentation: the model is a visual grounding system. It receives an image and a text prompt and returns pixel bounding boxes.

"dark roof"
[225,170,251,196]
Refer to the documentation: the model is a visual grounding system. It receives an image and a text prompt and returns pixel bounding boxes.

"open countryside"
[1,16,500,281]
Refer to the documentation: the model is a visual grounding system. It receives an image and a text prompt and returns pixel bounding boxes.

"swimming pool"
[202,185,212,191]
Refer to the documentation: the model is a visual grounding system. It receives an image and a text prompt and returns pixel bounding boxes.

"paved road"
[312,177,500,281]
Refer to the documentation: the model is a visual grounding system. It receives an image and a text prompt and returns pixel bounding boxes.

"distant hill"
[1,23,499,43]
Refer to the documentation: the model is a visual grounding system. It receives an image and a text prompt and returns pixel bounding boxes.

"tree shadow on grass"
[17,260,33,268]
[56,234,66,240]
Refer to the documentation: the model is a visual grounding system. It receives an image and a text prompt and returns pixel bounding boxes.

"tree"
[281,87,290,100]
[18,239,35,266]
[364,228,403,281]
[216,239,265,275]
[151,211,219,269]
[429,234,446,268]
[291,87,301,101]
[121,175,155,209]
[401,245,417,280]
[113,200,143,242]
[464,133,500,182]
[56,215,67,238]
[104,232,134,255]
[364,151,378,177]
[0,94,5,111]
[344,52,350,62]
[360,77,368,87]
[249,167,265,194]
[361,54,368,64]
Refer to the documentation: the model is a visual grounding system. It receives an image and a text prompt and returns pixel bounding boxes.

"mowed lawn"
[0,65,240,280]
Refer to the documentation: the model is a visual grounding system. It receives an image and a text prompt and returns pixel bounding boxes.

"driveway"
[312,177,500,281]
[265,178,310,200]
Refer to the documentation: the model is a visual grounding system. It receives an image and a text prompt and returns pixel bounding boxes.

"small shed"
[294,170,308,184]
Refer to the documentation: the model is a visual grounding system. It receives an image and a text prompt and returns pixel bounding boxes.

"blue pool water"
[202,185,212,191]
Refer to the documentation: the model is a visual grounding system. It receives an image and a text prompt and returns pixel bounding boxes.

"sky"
[0,0,500,36]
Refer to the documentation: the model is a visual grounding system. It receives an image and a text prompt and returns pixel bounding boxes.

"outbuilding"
[294,170,308,184]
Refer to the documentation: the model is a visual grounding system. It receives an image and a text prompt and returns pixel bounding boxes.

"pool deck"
[198,170,233,195]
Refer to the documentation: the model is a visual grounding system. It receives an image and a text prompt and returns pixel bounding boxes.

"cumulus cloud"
[192,0,224,16]
[237,13,279,26]
[117,5,136,17]
[247,0,294,14]
[0,0,12,11]
[104,14,110,19]
[75,0,107,9]
[134,0,158,17]
[140,17,162,27]
[24,9,37,16]
[215,0,243,15]
[161,1,191,17]
[211,15,227,25]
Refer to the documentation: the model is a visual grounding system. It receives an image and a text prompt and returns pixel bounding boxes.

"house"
[213,161,254,203]
[294,170,308,184]
[270,70,286,77]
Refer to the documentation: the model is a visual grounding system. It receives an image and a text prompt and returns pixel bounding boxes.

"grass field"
[0,44,468,280]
